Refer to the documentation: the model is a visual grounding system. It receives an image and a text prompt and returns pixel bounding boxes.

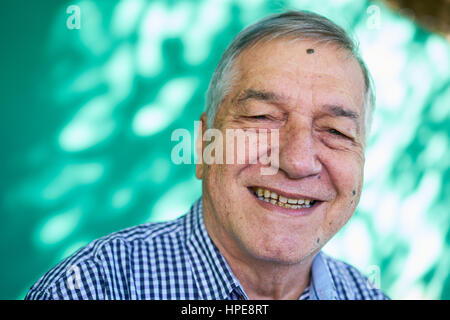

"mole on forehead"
[306,48,315,54]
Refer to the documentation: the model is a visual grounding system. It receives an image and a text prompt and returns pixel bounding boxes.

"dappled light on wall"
[1,0,449,299]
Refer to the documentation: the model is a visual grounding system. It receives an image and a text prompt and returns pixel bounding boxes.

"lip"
[249,186,322,201]
[247,187,323,217]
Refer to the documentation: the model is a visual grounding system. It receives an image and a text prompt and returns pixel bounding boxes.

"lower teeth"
[257,196,313,209]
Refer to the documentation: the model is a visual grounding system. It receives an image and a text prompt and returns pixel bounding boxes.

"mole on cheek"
[306,48,314,54]
[352,190,356,196]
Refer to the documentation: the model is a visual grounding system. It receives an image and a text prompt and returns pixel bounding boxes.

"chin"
[248,238,319,266]
[255,251,311,266]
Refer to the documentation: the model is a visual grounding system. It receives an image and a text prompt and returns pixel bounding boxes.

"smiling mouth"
[249,187,318,209]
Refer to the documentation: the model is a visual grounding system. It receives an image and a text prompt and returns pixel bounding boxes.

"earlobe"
[195,113,207,180]
[195,163,203,179]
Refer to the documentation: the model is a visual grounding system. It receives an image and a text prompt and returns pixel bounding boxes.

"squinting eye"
[248,115,269,120]
[328,128,347,137]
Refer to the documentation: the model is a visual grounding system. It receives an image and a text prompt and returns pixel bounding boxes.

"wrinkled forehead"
[231,38,366,111]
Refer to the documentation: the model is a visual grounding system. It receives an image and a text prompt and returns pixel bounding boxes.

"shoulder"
[321,252,390,300]
[25,216,187,300]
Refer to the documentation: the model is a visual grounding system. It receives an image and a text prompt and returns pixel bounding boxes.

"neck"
[225,250,314,300]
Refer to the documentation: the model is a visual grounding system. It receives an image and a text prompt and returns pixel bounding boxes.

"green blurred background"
[1,0,449,300]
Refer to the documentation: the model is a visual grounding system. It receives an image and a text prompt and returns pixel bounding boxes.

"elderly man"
[26,11,389,300]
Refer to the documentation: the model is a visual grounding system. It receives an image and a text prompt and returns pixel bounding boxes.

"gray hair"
[205,10,375,137]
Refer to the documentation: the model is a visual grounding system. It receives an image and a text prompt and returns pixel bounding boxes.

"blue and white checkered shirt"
[25,198,389,300]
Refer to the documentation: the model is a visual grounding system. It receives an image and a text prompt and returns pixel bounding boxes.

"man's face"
[198,39,366,265]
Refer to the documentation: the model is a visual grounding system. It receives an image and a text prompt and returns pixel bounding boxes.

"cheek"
[322,150,364,227]
[326,148,364,196]
[337,164,363,199]
[204,165,233,228]
[205,164,227,198]
[204,162,246,210]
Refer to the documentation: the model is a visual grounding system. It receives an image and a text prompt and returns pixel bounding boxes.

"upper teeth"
[253,187,315,208]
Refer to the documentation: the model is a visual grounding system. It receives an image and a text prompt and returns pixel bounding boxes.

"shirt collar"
[309,251,339,300]
[310,252,356,300]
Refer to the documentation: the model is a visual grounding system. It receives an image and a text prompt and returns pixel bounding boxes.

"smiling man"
[26,11,389,300]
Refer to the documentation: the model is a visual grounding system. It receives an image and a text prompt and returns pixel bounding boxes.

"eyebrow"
[235,89,286,106]
[325,105,359,120]
[324,105,361,134]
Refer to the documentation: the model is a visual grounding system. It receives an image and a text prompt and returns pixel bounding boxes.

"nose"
[278,124,322,180]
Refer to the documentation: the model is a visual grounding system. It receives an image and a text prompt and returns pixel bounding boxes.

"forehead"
[232,38,366,112]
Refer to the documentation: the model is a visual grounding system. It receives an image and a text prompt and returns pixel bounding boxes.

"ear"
[195,112,207,179]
